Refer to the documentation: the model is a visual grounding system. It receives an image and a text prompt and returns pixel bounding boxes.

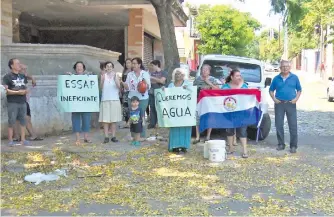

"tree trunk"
[149,0,181,81]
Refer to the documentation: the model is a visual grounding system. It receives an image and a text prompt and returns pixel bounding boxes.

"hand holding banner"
[57,75,99,112]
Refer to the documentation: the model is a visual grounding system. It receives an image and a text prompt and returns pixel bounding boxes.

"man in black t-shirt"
[2,58,29,146]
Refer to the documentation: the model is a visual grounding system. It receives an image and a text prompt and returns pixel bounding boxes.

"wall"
[143,9,161,39]
[325,43,333,78]
[1,0,13,45]
[127,8,144,58]
[39,29,125,64]
[301,49,317,74]
[1,44,121,139]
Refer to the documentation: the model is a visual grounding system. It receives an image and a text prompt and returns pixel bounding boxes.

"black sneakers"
[290,147,297,153]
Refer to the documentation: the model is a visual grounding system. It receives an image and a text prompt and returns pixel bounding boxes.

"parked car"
[272,62,280,72]
[264,63,274,72]
[327,77,334,102]
[196,55,272,141]
[180,63,190,80]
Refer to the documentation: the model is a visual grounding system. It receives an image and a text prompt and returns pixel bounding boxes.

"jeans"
[129,98,149,138]
[274,102,298,148]
[72,112,91,133]
[149,94,157,127]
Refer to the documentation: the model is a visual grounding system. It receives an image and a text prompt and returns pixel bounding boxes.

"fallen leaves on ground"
[1,136,334,216]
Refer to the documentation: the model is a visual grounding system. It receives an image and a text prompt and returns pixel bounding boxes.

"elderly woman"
[65,61,92,145]
[99,61,122,143]
[222,69,249,158]
[163,68,192,153]
[193,64,221,144]
[122,57,151,139]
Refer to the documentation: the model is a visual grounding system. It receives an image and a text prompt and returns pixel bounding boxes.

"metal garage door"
[143,34,154,70]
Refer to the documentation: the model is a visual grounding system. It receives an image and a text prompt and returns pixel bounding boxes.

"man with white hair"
[269,60,302,153]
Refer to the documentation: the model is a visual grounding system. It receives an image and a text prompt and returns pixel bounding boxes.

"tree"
[195,5,261,56]
[299,0,334,66]
[149,0,182,79]
[257,30,283,62]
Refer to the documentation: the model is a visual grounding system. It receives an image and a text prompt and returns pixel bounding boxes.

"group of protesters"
[3,57,301,157]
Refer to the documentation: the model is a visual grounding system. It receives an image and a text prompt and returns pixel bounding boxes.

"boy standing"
[129,96,145,146]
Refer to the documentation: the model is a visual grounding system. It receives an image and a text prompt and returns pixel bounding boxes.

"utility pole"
[283,9,289,60]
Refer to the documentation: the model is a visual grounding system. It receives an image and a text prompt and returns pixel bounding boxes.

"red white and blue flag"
[197,89,262,132]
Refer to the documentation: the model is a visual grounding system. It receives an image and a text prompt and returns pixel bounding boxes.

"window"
[202,60,262,83]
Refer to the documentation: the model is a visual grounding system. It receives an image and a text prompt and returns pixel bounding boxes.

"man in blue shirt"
[269,60,302,153]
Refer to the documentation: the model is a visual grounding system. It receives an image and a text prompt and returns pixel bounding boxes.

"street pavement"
[1,71,334,216]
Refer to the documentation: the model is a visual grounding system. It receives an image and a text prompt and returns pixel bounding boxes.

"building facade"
[0,0,187,138]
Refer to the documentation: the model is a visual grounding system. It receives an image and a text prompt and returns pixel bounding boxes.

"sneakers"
[104,137,119,143]
[111,137,119,143]
[8,140,31,147]
[22,140,31,146]
[290,147,297,153]
[276,145,285,151]
[131,141,141,146]
[8,141,15,147]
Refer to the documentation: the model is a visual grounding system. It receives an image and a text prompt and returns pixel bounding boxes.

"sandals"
[193,139,200,144]
[242,153,249,158]
[84,139,92,143]
[204,138,210,142]
[30,137,44,141]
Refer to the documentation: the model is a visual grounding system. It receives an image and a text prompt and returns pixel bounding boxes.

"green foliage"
[195,5,261,56]
[300,0,334,36]
[257,29,283,62]
[270,0,333,59]
[288,30,317,58]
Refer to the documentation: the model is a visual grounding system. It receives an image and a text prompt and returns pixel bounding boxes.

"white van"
[195,55,272,140]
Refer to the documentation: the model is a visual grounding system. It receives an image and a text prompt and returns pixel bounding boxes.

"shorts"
[26,102,31,117]
[7,102,27,127]
[130,123,143,134]
[226,127,247,138]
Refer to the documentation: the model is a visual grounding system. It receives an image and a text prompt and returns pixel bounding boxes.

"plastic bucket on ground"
[208,140,226,162]
[204,142,209,159]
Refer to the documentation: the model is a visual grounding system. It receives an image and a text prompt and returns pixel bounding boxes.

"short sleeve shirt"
[2,72,27,103]
[150,70,168,90]
[126,70,151,100]
[129,107,143,124]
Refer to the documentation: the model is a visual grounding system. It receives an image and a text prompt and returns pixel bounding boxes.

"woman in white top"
[122,57,151,139]
[99,61,122,143]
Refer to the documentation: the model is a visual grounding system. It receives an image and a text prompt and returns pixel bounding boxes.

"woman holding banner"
[99,61,122,143]
[164,68,192,153]
[65,61,92,145]
[121,57,151,139]
[222,69,249,158]
[193,64,221,144]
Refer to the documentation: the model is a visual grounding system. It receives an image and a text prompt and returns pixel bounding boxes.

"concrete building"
[175,6,201,71]
[0,0,187,138]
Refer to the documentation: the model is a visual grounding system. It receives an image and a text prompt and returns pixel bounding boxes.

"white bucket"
[203,142,209,159]
[208,140,226,162]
